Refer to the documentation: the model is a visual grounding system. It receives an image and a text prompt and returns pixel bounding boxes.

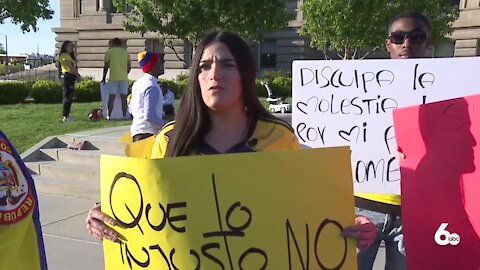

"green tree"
[300,0,459,59]
[0,0,54,32]
[113,0,294,64]
[0,43,5,54]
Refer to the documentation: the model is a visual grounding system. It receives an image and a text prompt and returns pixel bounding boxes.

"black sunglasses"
[389,30,428,44]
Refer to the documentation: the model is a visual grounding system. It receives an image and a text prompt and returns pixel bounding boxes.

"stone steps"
[32,175,100,200]
[23,133,127,200]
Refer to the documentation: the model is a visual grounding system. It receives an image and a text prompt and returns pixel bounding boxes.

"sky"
[0,0,60,56]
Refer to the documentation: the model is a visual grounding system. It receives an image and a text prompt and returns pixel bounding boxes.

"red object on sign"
[394,95,480,269]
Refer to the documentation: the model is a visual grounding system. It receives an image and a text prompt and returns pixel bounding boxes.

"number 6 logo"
[434,223,460,246]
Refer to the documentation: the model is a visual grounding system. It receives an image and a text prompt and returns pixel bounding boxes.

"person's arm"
[57,60,62,79]
[127,57,131,73]
[102,52,110,84]
[144,87,167,128]
[64,60,80,78]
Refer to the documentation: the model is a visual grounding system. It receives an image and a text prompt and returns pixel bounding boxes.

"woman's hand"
[85,203,117,242]
[342,215,377,250]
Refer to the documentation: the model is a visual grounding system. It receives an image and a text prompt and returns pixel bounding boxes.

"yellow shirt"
[59,53,75,74]
[355,193,400,206]
[105,47,130,81]
[150,118,300,158]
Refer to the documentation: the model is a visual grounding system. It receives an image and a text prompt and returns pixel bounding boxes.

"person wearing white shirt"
[160,81,175,121]
[129,51,166,142]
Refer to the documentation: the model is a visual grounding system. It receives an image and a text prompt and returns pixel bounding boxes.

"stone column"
[98,0,104,11]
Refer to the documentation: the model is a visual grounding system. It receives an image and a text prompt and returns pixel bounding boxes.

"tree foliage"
[300,0,459,59]
[113,0,294,62]
[0,0,54,32]
[0,43,5,54]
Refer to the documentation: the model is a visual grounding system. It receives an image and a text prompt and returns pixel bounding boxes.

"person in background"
[160,81,175,121]
[58,40,81,122]
[86,31,377,251]
[355,11,432,270]
[128,51,166,142]
[101,38,131,120]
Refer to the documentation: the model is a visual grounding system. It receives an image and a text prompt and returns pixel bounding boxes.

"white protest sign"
[292,57,480,194]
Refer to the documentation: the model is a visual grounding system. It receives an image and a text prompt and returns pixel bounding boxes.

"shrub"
[168,83,181,98]
[175,80,187,97]
[75,79,101,102]
[159,79,181,98]
[23,79,37,90]
[256,70,292,98]
[81,75,96,81]
[271,76,292,98]
[260,70,290,83]
[0,82,30,104]
[174,72,189,98]
[31,80,62,103]
[175,72,189,83]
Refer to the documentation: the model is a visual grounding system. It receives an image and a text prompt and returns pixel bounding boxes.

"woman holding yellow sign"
[86,31,376,251]
[152,31,298,157]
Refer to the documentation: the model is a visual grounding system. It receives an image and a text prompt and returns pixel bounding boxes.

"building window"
[183,41,193,67]
[110,0,133,13]
[73,0,83,17]
[432,41,455,58]
[260,39,277,69]
[450,0,460,6]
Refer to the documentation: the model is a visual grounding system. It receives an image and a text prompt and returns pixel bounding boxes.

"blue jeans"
[356,208,406,270]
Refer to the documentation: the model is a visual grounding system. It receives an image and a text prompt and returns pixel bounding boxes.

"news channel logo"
[435,223,460,246]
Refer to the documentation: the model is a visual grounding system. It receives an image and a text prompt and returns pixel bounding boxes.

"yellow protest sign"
[101,147,357,269]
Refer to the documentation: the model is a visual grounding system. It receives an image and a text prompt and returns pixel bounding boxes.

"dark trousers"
[132,133,154,142]
[62,73,76,117]
[163,104,175,116]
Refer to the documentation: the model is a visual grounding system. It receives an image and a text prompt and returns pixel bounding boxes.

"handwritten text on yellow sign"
[101,148,357,269]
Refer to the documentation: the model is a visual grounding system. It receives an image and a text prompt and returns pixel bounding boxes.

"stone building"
[52,0,480,80]
[452,0,480,56]
[52,0,318,80]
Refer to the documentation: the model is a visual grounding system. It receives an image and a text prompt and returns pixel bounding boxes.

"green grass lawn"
[0,98,291,154]
[0,102,132,154]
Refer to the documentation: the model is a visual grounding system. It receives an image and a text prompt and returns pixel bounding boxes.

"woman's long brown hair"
[166,31,276,157]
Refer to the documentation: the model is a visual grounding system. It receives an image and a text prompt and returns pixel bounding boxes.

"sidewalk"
[35,123,386,269]
[38,126,129,270]
[40,193,103,269]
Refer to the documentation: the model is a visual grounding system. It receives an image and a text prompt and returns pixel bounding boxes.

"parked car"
[268,102,292,113]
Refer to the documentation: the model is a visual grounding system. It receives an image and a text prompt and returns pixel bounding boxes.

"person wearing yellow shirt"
[58,40,81,122]
[355,11,432,270]
[101,38,131,120]
[85,31,378,252]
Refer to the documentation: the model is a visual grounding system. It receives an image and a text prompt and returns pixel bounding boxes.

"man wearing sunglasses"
[356,11,431,270]
[386,12,431,59]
